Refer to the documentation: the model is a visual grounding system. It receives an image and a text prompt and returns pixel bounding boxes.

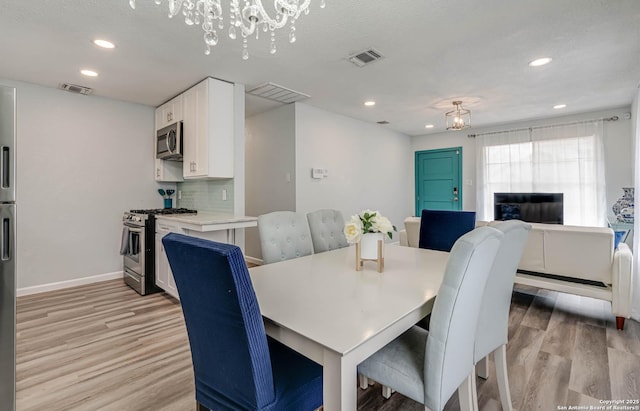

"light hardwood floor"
[16,280,640,411]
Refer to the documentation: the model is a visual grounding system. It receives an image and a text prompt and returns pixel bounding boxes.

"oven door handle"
[124,224,143,233]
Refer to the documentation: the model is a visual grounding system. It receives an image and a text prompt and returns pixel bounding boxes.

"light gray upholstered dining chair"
[357,226,504,411]
[472,220,531,411]
[306,209,349,254]
[258,211,314,265]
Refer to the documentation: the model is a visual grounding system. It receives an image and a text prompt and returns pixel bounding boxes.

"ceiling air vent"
[348,48,384,67]
[377,120,390,125]
[58,83,93,95]
[246,82,310,104]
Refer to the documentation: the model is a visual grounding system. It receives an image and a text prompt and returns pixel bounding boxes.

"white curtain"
[476,120,606,226]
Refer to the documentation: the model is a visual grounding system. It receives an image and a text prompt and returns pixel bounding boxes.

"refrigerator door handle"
[1,146,10,189]
[1,217,10,261]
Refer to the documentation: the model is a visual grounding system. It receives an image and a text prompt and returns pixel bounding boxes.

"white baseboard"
[17,271,123,297]
[245,256,264,266]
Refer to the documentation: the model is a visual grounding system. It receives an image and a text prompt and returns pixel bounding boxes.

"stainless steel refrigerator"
[0,85,16,411]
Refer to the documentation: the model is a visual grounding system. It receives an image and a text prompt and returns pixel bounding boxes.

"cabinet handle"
[156,168,161,177]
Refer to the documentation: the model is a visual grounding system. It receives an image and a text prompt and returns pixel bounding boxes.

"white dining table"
[248,244,449,411]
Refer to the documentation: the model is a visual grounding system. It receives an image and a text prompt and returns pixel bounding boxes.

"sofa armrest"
[399,229,408,247]
[612,243,633,318]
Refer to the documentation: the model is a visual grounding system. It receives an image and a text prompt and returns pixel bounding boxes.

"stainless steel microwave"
[156,121,183,161]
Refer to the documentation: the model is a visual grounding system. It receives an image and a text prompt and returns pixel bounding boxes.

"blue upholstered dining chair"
[306,209,349,253]
[418,209,477,252]
[258,211,314,264]
[472,220,531,411]
[357,226,504,411]
[162,233,323,411]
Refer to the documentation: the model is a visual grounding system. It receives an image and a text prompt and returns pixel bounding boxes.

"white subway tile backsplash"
[176,179,234,212]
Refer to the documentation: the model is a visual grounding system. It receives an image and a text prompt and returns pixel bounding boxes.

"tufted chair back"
[306,209,349,254]
[258,211,314,264]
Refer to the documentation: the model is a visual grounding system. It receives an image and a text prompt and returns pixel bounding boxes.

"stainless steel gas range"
[121,208,196,295]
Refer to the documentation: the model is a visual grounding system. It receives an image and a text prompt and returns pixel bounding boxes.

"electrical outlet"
[178,190,182,200]
[222,189,227,201]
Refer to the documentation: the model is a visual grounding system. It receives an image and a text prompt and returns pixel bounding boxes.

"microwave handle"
[167,129,176,154]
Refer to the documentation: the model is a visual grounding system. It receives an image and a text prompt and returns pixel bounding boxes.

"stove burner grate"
[129,208,197,215]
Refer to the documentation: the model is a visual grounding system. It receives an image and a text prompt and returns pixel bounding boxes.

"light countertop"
[156,211,257,232]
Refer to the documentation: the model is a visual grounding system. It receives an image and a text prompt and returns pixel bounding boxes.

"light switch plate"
[312,168,324,179]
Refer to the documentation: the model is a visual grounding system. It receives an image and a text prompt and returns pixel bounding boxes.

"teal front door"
[415,147,462,215]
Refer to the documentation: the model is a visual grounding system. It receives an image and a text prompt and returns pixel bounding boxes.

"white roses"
[343,209,397,244]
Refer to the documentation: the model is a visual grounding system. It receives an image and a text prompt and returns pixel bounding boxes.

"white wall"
[245,104,296,260]
[294,103,413,237]
[3,79,161,290]
[411,107,634,217]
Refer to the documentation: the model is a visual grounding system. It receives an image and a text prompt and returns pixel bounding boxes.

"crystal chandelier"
[445,101,471,131]
[129,0,325,60]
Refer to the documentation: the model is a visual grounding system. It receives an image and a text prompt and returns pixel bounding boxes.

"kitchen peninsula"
[155,211,257,299]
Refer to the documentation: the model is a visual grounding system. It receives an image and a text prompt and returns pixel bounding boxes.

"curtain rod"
[467,116,619,138]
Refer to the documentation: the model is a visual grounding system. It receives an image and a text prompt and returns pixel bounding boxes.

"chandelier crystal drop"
[445,101,471,131]
[129,0,324,59]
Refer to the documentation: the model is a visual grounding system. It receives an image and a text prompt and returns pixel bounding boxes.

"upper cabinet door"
[155,95,184,131]
[182,78,234,179]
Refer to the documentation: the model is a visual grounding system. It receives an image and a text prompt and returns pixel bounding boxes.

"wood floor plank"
[521,288,558,331]
[504,324,546,410]
[15,279,640,411]
[608,347,640,402]
[607,316,640,356]
[519,351,571,411]
[540,292,580,359]
[565,389,604,407]
[569,323,612,400]
[578,295,610,328]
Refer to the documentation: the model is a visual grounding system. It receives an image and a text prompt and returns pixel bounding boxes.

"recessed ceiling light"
[93,39,116,49]
[425,124,434,129]
[364,101,376,107]
[529,57,552,67]
[553,104,567,109]
[80,69,99,77]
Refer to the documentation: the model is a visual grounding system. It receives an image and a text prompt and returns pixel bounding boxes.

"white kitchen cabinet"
[182,78,234,179]
[154,158,183,182]
[156,222,180,300]
[155,94,183,130]
[154,213,258,301]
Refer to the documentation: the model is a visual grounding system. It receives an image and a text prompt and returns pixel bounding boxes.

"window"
[476,121,605,226]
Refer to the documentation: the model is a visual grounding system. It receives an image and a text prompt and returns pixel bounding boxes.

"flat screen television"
[494,192,564,224]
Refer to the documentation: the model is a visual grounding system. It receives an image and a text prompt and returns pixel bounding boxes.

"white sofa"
[400,217,634,329]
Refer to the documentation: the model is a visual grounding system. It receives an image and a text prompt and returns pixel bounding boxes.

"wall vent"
[246,82,310,104]
[58,83,93,95]
[348,48,384,67]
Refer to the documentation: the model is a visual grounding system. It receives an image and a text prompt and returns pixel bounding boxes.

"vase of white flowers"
[344,210,396,272]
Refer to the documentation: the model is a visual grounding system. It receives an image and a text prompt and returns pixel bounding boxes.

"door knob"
[453,197,459,201]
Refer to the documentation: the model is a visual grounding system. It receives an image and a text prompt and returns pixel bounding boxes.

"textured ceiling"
[0,0,639,136]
